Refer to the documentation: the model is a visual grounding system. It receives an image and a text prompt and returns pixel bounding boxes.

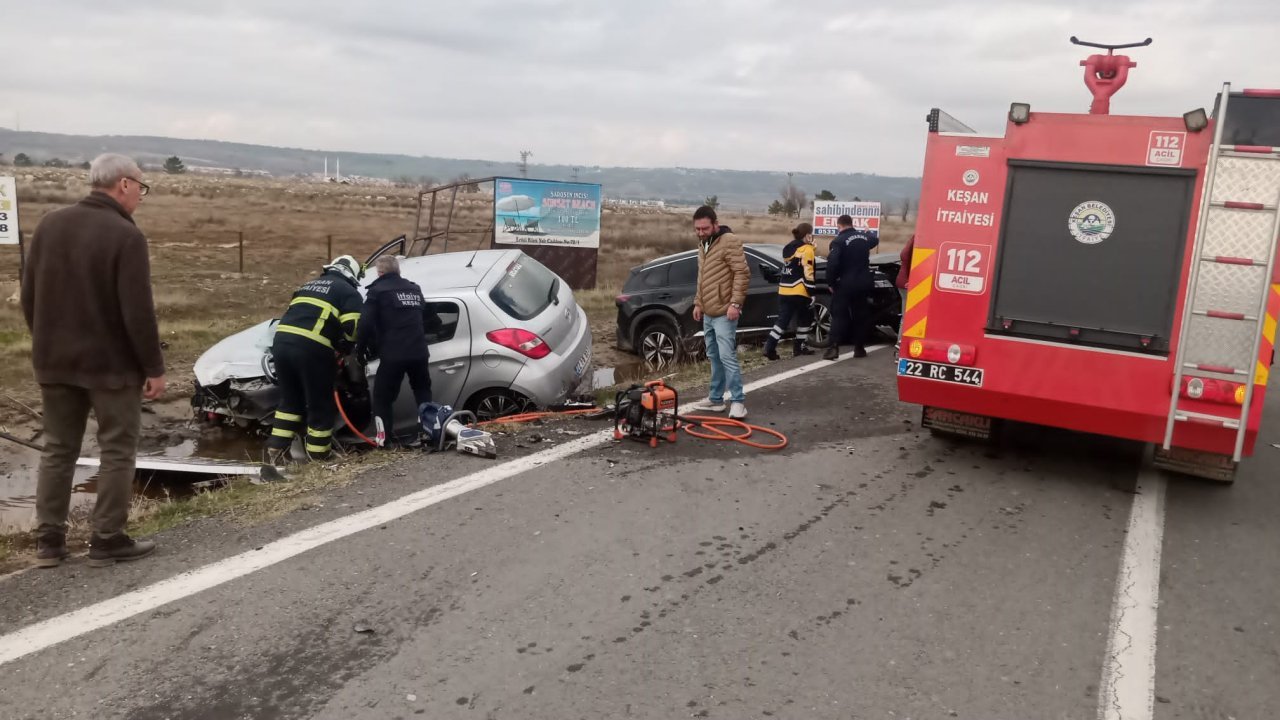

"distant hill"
[0,128,920,210]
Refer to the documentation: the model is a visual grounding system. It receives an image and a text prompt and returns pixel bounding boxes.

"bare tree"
[780,183,807,217]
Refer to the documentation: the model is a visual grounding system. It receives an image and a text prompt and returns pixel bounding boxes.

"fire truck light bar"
[926,108,977,134]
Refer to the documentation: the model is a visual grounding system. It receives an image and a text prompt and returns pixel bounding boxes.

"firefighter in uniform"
[763,222,818,360]
[824,214,879,360]
[266,255,364,463]
[355,255,442,447]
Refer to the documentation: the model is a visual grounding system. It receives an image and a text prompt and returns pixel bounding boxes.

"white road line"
[0,346,885,667]
[1097,464,1168,720]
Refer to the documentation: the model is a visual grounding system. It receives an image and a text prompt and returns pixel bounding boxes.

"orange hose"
[334,390,377,446]
[679,414,789,451]
[468,407,789,451]
[476,408,600,427]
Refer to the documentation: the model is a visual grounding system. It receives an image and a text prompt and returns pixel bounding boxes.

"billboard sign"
[493,178,602,249]
[813,200,881,238]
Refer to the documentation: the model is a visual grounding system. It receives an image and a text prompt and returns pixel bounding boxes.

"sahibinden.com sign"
[813,200,881,238]
[0,177,18,245]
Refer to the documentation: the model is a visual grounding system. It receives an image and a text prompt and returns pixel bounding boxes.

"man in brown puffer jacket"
[691,205,750,419]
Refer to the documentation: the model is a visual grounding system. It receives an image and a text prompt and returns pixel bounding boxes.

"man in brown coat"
[21,153,166,568]
[691,205,750,419]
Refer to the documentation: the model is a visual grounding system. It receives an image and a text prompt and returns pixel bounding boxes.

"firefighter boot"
[823,346,839,361]
[853,346,868,358]
[793,339,815,357]
[762,338,780,361]
[263,442,293,467]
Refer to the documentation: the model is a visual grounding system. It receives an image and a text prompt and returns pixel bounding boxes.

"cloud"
[1,1,1277,176]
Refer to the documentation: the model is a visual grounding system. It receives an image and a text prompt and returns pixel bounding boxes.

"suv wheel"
[811,300,832,347]
[637,317,679,370]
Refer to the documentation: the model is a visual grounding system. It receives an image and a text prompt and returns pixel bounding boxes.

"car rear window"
[623,261,679,292]
[642,265,670,288]
[489,254,559,321]
[669,259,698,286]
[427,301,459,343]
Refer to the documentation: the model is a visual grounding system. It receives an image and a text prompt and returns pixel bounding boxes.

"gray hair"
[89,153,141,189]
[374,255,400,274]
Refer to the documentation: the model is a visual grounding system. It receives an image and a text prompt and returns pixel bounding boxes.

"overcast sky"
[4,1,1278,177]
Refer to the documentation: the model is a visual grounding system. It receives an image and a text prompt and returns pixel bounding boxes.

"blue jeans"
[703,314,745,403]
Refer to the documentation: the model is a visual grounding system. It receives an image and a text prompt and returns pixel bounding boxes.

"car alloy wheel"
[639,322,678,370]
[811,301,832,347]
[471,391,530,422]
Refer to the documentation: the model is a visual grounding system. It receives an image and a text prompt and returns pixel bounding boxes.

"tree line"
[0,153,190,174]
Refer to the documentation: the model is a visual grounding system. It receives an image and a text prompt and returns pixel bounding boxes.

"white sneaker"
[728,402,747,420]
[705,399,727,412]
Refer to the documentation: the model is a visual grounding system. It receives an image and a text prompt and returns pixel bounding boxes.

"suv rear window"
[624,260,683,291]
[669,258,697,285]
[489,254,559,321]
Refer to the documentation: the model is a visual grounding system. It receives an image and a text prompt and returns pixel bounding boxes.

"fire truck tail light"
[1178,376,1246,405]
[911,339,977,366]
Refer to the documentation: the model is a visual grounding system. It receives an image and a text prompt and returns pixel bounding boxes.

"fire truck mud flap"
[921,405,1000,441]
[1152,445,1237,483]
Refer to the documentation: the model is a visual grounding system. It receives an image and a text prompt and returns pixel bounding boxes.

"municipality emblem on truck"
[1068,201,1116,245]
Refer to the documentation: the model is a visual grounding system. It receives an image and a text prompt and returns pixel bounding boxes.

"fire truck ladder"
[1164,84,1280,461]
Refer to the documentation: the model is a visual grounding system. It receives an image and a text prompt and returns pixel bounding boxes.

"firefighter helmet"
[323,255,363,285]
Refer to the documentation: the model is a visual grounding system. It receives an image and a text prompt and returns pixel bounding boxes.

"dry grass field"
[0,168,914,415]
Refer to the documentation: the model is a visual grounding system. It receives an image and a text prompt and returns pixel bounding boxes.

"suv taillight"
[487,328,551,359]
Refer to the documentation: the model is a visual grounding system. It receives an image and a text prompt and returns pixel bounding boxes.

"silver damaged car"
[192,248,593,439]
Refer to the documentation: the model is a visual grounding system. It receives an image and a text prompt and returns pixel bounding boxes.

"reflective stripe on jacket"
[276,271,363,349]
[778,239,816,298]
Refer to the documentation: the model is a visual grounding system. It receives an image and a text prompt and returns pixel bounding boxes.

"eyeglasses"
[126,177,150,196]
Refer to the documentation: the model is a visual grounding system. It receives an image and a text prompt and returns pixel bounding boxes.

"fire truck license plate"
[897,359,984,387]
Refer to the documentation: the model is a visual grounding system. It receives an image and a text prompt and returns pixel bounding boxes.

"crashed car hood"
[193,319,278,386]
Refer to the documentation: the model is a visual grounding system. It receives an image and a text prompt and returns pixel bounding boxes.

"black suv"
[615,243,902,367]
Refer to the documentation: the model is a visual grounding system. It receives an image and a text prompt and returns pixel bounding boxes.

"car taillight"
[487,328,551,359]
[904,338,977,366]
[1178,376,1246,406]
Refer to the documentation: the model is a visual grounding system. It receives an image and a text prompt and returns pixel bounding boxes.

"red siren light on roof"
[1069,36,1152,115]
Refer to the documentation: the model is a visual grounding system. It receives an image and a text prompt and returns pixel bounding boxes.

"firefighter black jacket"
[275,269,364,351]
[355,271,442,362]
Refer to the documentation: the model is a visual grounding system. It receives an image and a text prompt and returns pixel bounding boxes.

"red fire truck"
[896,37,1280,482]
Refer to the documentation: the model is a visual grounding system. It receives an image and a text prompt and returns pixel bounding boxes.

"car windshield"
[489,254,559,321]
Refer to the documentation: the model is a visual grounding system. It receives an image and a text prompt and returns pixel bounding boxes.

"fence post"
[327,234,332,261]
[238,231,244,274]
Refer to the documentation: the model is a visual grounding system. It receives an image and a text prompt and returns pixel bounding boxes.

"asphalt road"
[0,348,1276,720]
